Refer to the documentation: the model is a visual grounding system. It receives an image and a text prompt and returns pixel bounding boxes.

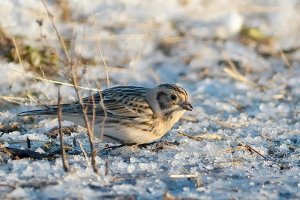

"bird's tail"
[18,107,58,116]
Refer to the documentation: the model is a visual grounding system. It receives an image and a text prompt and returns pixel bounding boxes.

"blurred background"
[0,0,299,107]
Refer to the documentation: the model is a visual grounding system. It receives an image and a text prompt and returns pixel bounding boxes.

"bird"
[18,83,193,145]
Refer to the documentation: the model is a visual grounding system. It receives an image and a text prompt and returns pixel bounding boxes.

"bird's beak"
[180,101,193,111]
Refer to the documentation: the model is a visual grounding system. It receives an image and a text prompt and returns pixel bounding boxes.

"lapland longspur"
[18,84,193,144]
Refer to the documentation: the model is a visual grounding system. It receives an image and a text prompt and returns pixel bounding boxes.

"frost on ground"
[0,0,300,199]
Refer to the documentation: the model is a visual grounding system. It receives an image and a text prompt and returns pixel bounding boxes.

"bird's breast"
[153,110,186,137]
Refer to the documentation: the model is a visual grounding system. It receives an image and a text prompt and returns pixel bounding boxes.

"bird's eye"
[170,94,177,100]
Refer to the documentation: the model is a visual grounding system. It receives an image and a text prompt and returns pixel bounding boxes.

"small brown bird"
[18,84,193,144]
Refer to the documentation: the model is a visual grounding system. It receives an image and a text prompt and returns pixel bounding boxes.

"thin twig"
[95,82,108,142]
[123,23,150,85]
[77,138,90,165]
[179,131,266,160]
[11,37,24,67]
[239,142,267,160]
[170,174,198,178]
[0,95,29,104]
[96,40,110,87]
[42,0,98,173]
[57,87,69,172]
[70,54,98,173]
[11,36,34,104]
[170,174,203,188]
[91,93,96,135]
[9,68,99,91]
[178,131,202,141]
[26,137,31,149]
[41,0,70,63]
[105,159,108,176]
[89,4,110,87]
[279,49,292,69]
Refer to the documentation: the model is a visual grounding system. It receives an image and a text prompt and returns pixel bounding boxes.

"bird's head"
[154,84,193,116]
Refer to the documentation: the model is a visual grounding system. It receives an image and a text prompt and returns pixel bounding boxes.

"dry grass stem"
[179,131,222,141]
[96,83,108,142]
[170,174,203,188]
[41,0,70,63]
[42,0,98,173]
[9,68,98,91]
[11,36,35,104]
[212,119,247,129]
[96,41,110,87]
[123,25,150,85]
[90,94,96,135]
[89,7,110,87]
[180,129,267,163]
[279,50,292,69]
[223,66,257,88]
[221,51,265,89]
[0,96,29,105]
[194,133,223,140]
[178,131,203,141]
[11,36,24,67]
[242,143,267,159]
[170,174,198,178]
[77,138,91,166]
[70,69,98,173]
[216,160,243,167]
[57,87,69,172]
[224,133,267,160]
[227,99,246,111]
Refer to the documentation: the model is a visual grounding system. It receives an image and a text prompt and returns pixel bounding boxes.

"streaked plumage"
[18,84,193,144]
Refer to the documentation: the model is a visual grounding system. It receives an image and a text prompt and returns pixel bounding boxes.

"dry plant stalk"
[95,82,108,142]
[11,36,38,104]
[77,138,91,165]
[70,70,98,173]
[221,51,267,90]
[279,50,292,69]
[178,131,202,141]
[88,6,110,87]
[123,30,149,85]
[57,87,69,172]
[9,68,99,91]
[170,174,203,188]
[0,95,29,105]
[223,64,257,88]
[179,131,267,160]
[42,0,98,173]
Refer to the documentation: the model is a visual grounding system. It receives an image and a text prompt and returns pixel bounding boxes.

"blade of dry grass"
[123,26,149,85]
[9,67,99,91]
[11,36,39,104]
[77,138,91,166]
[42,0,98,173]
[178,131,203,141]
[57,87,69,172]
[41,0,70,63]
[89,6,110,87]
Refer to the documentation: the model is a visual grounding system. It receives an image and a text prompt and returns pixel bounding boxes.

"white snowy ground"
[0,0,300,199]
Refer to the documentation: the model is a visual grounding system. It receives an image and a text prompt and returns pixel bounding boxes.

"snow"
[0,0,300,199]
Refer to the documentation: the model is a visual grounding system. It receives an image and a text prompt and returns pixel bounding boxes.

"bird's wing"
[63,87,153,118]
